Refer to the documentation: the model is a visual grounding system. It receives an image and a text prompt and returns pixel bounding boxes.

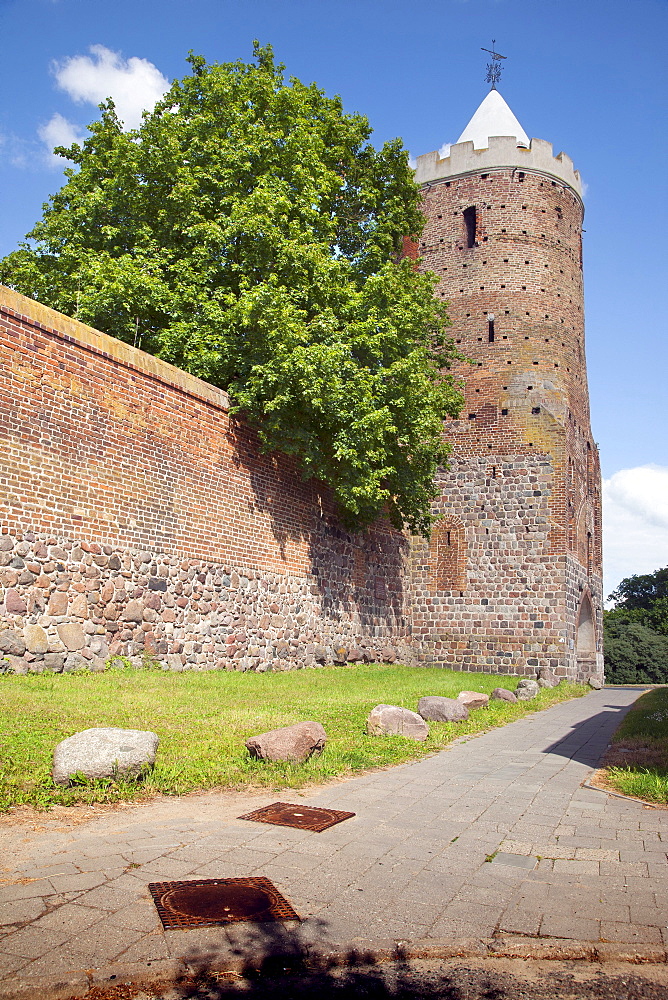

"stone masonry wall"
[0,287,414,675]
[408,157,603,681]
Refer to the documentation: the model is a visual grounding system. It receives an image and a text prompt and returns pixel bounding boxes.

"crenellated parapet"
[414,135,583,199]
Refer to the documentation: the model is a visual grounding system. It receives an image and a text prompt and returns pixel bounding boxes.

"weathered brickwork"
[0,289,413,674]
[0,131,603,682]
[410,139,603,681]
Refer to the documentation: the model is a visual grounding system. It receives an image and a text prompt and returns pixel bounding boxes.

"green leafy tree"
[608,566,668,611]
[603,617,668,684]
[1,45,462,534]
[605,565,668,681]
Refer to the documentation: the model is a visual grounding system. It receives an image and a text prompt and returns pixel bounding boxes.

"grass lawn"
[597,687,668,804]
[0,663,587,811]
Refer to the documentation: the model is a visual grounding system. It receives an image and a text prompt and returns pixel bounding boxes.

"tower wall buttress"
[410,137,603,682]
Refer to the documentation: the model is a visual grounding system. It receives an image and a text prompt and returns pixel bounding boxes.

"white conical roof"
[456,90,529,150]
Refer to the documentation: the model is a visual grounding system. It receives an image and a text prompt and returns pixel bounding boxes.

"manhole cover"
[148,877,300,929]
[239,801,355,832]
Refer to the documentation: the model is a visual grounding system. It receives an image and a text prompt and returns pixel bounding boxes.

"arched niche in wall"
[576,591,596,674]
[430,516,467,595]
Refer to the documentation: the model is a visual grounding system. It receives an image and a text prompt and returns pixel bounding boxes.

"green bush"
[603,616,668,684]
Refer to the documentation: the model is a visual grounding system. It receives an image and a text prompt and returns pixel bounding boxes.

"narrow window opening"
[501,408,508,415]
[488,319,495,342]
[463,206,477,248]
[532,406,541,414]
[492,466,497,478]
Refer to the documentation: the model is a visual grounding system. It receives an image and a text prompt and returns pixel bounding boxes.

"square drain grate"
[239,801,355,832]
[148,876,300,929]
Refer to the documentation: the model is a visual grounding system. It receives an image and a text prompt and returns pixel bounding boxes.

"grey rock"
[588,675,603,690]
[332,646,348,663]
[0,536,14,551]
[0,630,26,656]
[52,727,159,785]
[418,696,469,722]
[63,653,88,673]
[457,690,490,710]
[490,687,518,703]
[538,667,558,688]
[516,678,540,700]
[24,625,48,654]
[314,644,328,664]
[347,648,364,663]
[366,704,429,741]
[2,655,28,674]
[380,646,396,663]
[246,721,326,762]
[43,653,65,672]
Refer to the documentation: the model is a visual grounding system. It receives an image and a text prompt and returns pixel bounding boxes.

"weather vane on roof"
[481,40,507,90]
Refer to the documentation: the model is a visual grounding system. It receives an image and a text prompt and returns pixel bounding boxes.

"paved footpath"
[1,687,667,997]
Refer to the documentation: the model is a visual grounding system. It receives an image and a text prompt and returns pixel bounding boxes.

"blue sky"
[1,0,667,596]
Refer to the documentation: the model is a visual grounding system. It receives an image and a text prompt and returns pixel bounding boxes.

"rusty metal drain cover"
[148,877,299,929]
[238,801,355,832]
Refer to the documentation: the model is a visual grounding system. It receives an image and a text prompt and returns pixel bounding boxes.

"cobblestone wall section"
[0,288,413,674]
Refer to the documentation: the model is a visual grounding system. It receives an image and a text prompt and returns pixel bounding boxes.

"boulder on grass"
[538,666,558,688]
[490,687,518,703]
[588,675,603,690]
[516,678,540,701]
[52,728,159,786]
[245,721,326,762]
[418,696,469,722]
[366,704,429,741]
[457,690,489,710]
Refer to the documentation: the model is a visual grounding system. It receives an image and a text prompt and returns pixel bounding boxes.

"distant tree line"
[604,567,668,683]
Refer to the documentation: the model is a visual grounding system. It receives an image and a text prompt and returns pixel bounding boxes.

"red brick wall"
[0,288,412,674]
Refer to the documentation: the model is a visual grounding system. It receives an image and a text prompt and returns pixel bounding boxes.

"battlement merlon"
[414,135,583,201]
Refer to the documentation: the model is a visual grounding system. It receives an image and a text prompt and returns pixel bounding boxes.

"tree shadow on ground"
[121,945,668,1000]
[130,920,668,1000]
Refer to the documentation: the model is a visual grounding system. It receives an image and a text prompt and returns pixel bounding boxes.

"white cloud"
[603,464,668,602]
[38,112,85,167]
[438,143,451,159]
[52,44,169,130]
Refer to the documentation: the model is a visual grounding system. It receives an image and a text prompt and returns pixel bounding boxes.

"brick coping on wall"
[0,285,230,414]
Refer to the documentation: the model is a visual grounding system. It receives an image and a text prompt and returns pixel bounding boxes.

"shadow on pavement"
[540,704,634,768]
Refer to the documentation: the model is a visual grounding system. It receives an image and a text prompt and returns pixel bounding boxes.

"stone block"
[123,600,144,622]
[5,589,27,614]
[418,696,469,722]
[0,629,26,655]
[57,623,86,651]
[516,678,540,700]
[246,721,326,762]
[52,727,159,785]
[366,704,429,741]
[490,687,518,703]
[24,624,48,654]
[70,593,89,618]
[48,591,69,615]
[457,690,490,710]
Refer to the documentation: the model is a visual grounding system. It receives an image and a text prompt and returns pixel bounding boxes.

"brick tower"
[409,89,603,683]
